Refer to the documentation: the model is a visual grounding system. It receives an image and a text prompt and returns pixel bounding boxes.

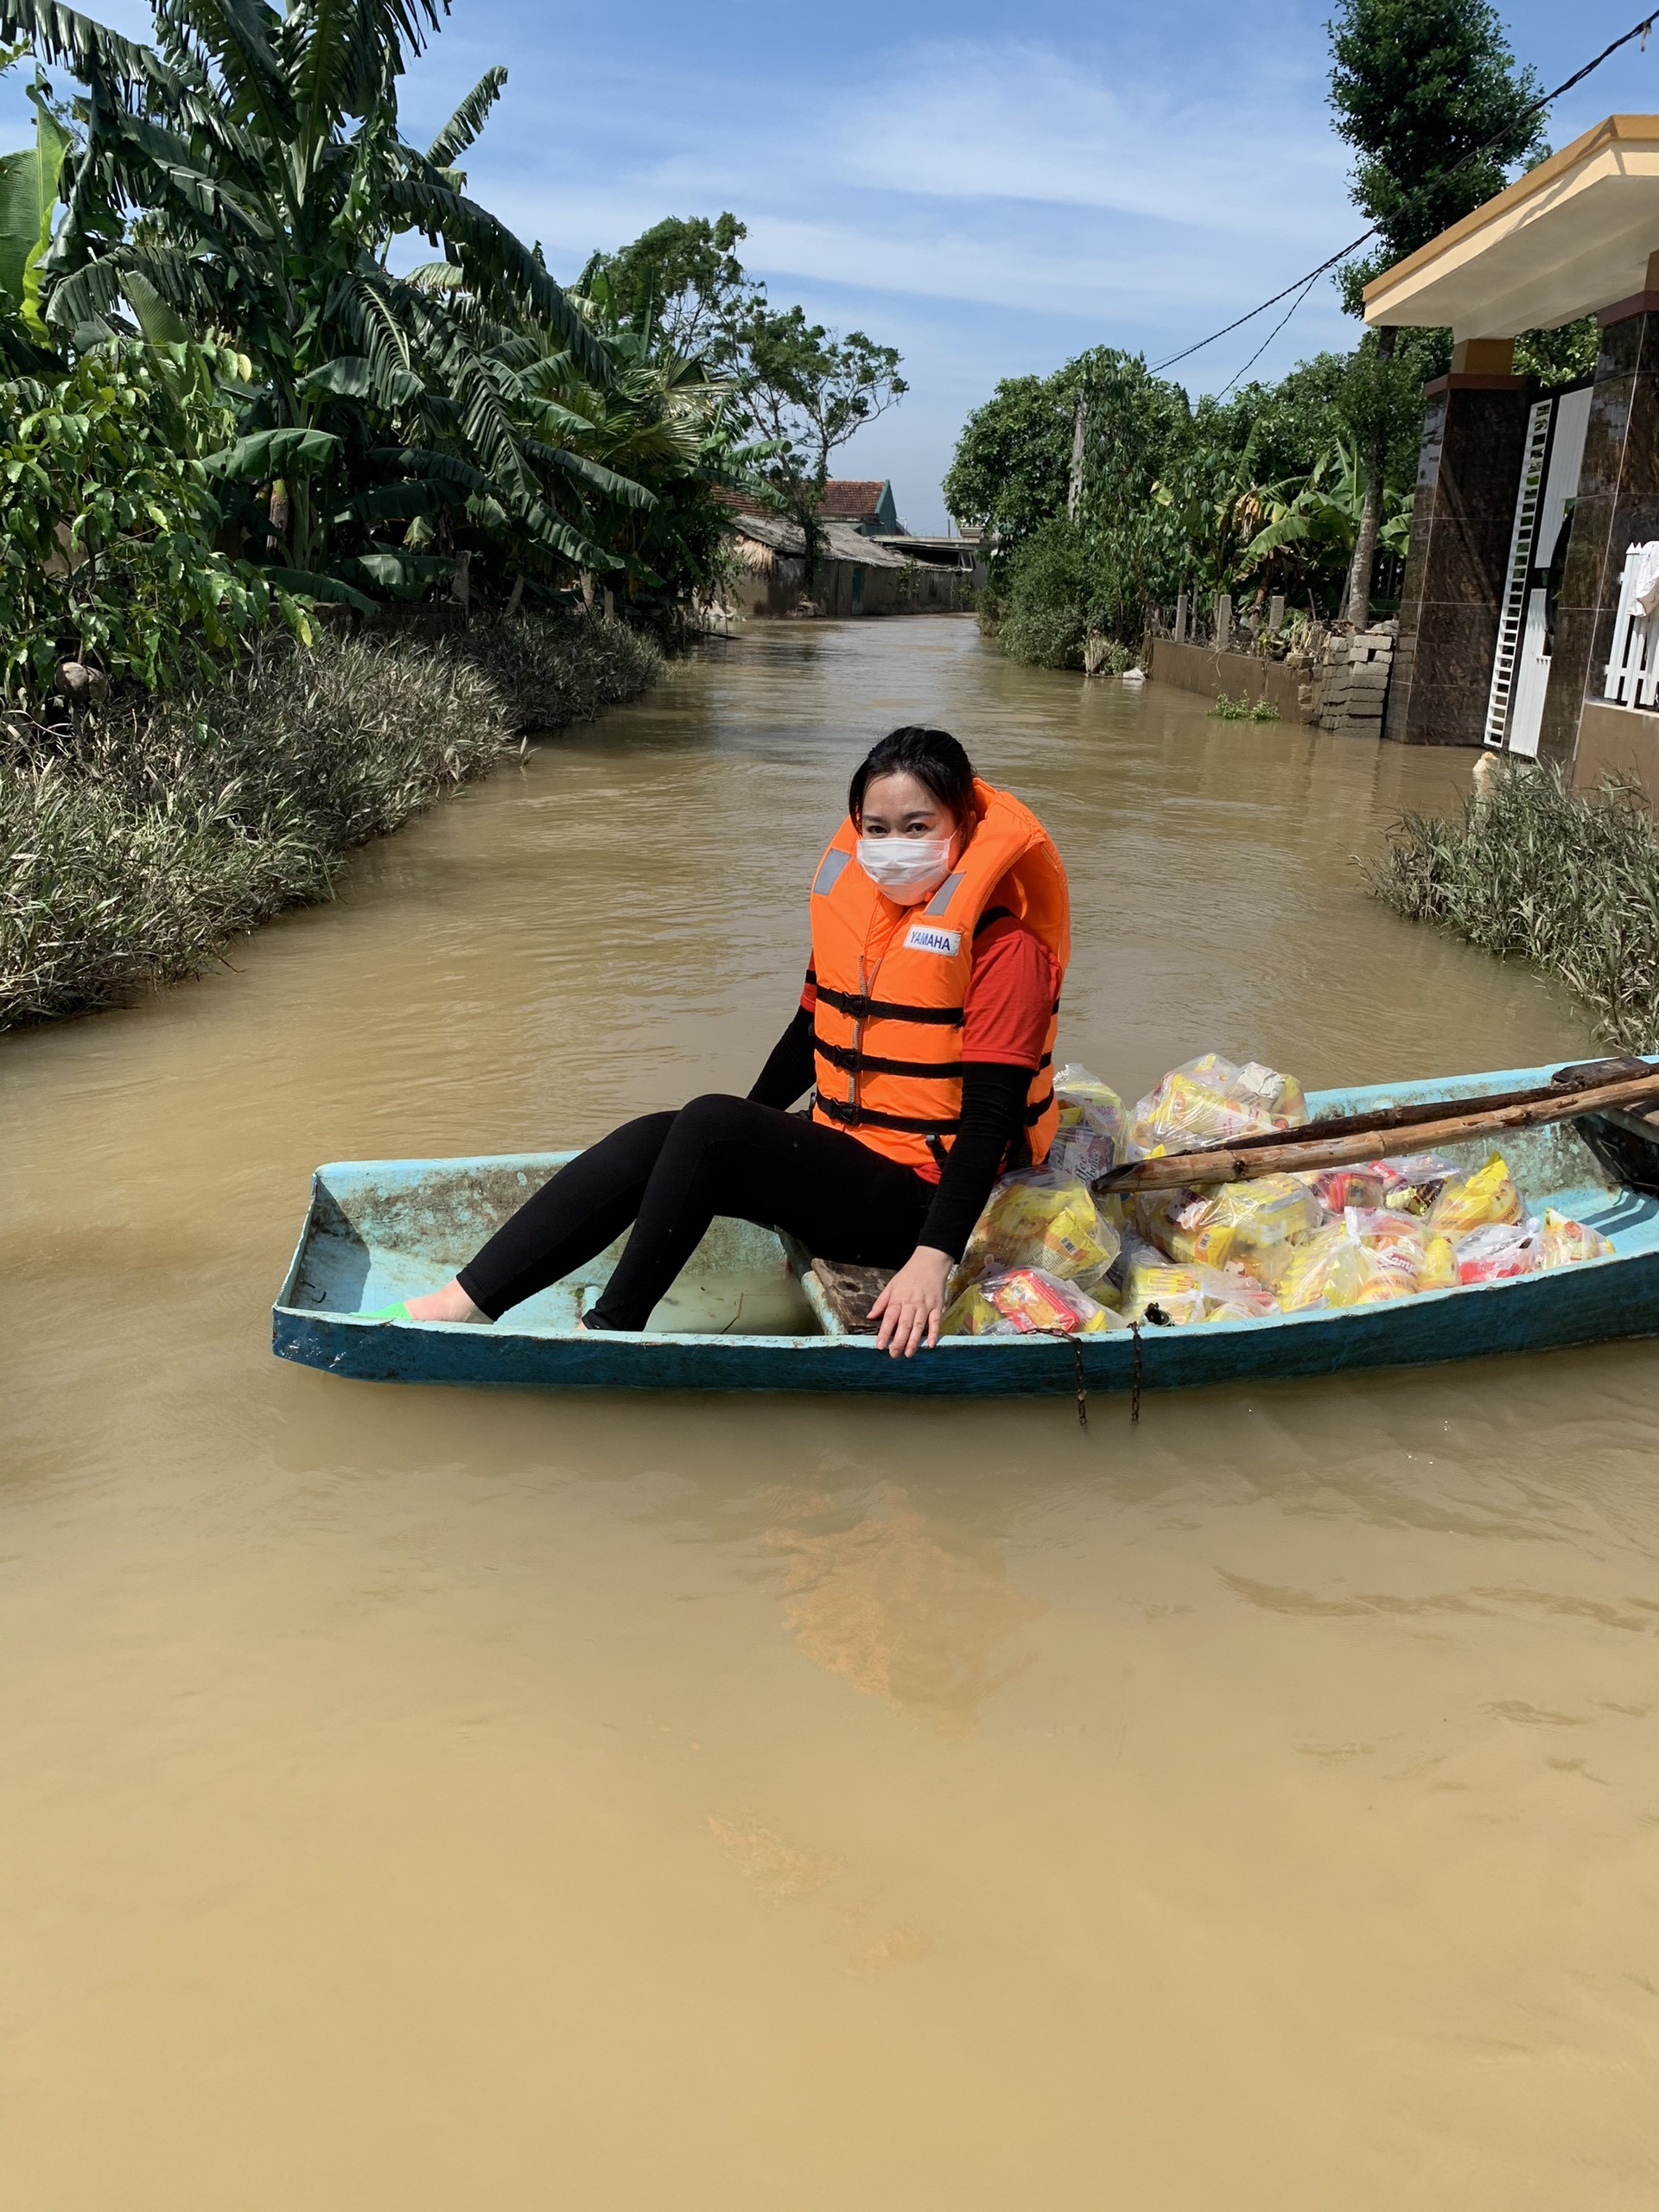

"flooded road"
[7,615,1659,2208]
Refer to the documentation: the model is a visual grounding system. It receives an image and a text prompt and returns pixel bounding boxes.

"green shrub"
[1371,764,1659,1046]
[1209,693,1281,721]
[446,613,664,732]
[0,619,660,1026]
[0,344,301,710]
[995,518,1090,670]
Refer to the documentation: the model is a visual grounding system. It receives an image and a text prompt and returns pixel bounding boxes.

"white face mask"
[856,834,954,906]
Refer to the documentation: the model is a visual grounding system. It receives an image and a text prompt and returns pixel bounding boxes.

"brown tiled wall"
[1385,379,1534,747]
[1540,311,1659,766]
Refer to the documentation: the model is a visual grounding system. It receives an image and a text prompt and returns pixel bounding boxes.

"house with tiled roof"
[817,480,900,536]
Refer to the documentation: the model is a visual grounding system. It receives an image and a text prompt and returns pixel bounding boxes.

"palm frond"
[151,0,296,140]
[526,442,655,508]
[381,171,609,381]
[204,424,342,477]
[120,261,192,344]
[426,64,505,167]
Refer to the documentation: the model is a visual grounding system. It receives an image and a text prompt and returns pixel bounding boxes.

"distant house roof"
[728,509,910,569]
[818,480,887,520]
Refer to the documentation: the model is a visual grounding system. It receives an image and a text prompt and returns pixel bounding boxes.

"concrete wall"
[1387,374,1535,747]
[1572,698,1659,788]
[1147,639,1315,720]
[732,554,975,620]
[1541,308,1659,768]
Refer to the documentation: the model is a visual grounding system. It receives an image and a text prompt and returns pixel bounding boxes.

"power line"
[1151,8,1659,379]
[1215,268,1327,399]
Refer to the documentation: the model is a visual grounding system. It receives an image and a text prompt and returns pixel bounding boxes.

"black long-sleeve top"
[747,1006,1033,1262]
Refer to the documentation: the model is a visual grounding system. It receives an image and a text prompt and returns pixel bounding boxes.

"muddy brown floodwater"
[7,615,1659,2209]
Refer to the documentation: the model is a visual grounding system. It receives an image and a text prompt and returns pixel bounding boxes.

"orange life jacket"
[808,779,1070,1174]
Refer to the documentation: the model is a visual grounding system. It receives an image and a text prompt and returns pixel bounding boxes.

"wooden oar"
[1095,1065,1659,1195]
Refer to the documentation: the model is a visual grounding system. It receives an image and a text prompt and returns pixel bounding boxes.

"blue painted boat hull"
[271,1063,1659,1396]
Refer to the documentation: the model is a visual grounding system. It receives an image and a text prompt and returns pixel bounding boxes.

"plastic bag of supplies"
[1331,1208,1458,1294]
[1133,1172,1322,1273]
[1537,1210,1616,1268]
[1427,1153,1523,1240]
[1118,1241,1279,1325]
[1048,1065,1126,1183]
[1377,1154,1461,1218]
[942,1265,1124,1337]
[960,1170,1121,1289]
[1452,1218,1541,1283]
[1274,1221,1413,1309]
[1126,1052,1307,1160]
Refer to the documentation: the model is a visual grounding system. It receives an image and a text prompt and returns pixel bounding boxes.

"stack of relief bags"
[941,1051,1614,1338]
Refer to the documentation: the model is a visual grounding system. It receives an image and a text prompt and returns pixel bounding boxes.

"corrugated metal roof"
[730,512,911,569]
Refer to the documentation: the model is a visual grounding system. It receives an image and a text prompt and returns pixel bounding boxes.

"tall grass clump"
[1,618,661,1027]
[1371,764,1659,1046]
[448,613,664,732]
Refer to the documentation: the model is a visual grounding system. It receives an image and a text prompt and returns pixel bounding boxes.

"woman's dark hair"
[849,726,976,824]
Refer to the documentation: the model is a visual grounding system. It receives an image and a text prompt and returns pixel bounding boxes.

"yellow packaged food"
[941,1283,1012,1337]
[1126,1052,1307,1159]
[1120,1249,1276,1325]
[1048,1065,1126,1181]
[1131,1173,1320,1272]
[1418,1234,1458,1290]
[1427,1152,1522,1240]
[1120,1254,1209,1325]
[1338,1205,1438,1293]
[1537,1209,1615,1267]
[963,1170,1120,1286]
[1274,1224,1408,1310]
[983,1266,1119,1334]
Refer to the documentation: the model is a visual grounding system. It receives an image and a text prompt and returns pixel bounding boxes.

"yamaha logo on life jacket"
[905,923,962,957]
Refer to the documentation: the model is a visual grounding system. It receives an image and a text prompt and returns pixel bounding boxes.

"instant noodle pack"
[941,1052,1616,1338]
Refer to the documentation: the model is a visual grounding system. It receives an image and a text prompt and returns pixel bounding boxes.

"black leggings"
[456,1095,933,1331]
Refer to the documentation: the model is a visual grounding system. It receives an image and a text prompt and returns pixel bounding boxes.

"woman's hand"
[869,1245,955,1358]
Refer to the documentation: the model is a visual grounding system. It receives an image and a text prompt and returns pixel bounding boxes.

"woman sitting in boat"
[402,726,1070,1357]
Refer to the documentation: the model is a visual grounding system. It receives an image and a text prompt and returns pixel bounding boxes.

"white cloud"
[829,39,1347,241]
[469,29,1357,340]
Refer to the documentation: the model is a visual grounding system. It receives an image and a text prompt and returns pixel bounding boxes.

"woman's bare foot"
[404,1278,489,1325]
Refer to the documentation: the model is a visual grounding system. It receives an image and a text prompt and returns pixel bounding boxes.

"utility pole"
[1066,391,1088,524]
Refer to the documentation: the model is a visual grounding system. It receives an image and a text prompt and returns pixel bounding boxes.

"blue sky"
[5,1,1657,527]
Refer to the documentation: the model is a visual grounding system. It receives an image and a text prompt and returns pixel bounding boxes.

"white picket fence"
[1604,545,1659,709]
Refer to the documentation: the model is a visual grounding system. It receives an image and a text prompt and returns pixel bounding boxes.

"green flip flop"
[361,1300,413,1321]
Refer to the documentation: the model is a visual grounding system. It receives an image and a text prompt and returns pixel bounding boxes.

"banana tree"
[0,67,68,356]
[0,0,631,604]
[1236,437,1413,601]
[521,273,768,622]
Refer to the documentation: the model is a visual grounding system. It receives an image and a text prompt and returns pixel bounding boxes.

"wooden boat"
[270,1061,1659,1399]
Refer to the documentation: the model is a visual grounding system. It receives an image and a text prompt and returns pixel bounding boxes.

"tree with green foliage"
[0,0,638,608]
[1329,0,1546,622]
[582,213,760,363]
[947,347,1196,654]
[736,302,906,564]
[542,267,762,637]
[944,373,1075,556]
[0,66,68,347]
[1,340,305,709]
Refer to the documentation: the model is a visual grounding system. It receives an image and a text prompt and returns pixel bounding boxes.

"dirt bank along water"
[6,616,1658,2210]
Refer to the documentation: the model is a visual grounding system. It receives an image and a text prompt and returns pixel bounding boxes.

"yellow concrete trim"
[1363,115,1659,336]
[1449,336,1515,373]
[1362,115,1645,305]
